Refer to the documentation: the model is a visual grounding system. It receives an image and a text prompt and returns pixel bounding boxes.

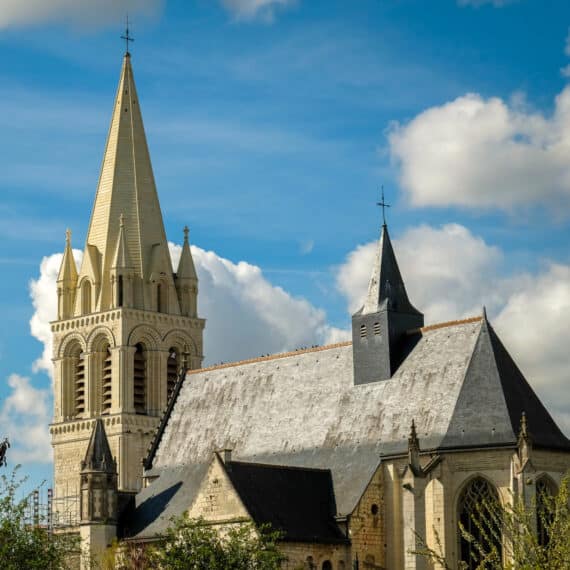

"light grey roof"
[128,316,569,539]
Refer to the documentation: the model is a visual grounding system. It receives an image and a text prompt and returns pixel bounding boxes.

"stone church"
[51,52,570,569]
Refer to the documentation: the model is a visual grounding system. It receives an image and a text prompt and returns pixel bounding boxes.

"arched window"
[322,561,333,570]
[133,343,146,414]
[118,275,124,307]
[101,346,112,415]
[81,280,92,315]
[458,477,502,569]
[536,476,556,547]
[74,349,86,417]
[167,348,179,403]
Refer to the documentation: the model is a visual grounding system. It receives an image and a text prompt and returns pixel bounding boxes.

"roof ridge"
[188,317,483,375]
[419,316,482,333]
[187,341,353,375]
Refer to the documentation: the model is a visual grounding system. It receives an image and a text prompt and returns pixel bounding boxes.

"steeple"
[362,224,421,316]
[352,220,423,385]
[57,229,78,319]
[111,214,132,270]
[76,53,177,313]
[176,226,199,318]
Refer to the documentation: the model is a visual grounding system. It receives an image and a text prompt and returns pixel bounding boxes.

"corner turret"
[175,226,199,317]
[352,223,423,384]
[57,229,78,320]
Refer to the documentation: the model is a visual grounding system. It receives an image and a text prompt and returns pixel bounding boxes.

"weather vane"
[121,14,135,55]
[377,185,391,227]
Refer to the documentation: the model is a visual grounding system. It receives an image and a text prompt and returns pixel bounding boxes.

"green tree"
[414,473,570,570]
[114,514,286,570]
[0,467,79,569]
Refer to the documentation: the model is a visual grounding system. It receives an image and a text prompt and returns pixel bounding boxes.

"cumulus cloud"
[388,88,570,211]
[0,0,162,29]
[220,0,295,22]
[336,223,570,435]
[0,374,51,464]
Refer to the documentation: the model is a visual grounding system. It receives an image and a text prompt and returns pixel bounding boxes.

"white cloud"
[388,88,570,211]
[335,223,570,435]
[0,374,51,464]
[221,0,295,22]
[0,0,162,29]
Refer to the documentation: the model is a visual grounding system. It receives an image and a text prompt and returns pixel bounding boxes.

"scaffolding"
[23,488,80,531]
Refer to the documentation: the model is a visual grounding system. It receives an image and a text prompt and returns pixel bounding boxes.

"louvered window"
[101,348,112,415]
[360,324,367,338]
[166,348,179,403]
[75,351,86,417]
[373,322,381,335]
[133,343,146,414]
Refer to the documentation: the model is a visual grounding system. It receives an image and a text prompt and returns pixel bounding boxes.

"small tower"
[175,226,199,318]
[352,222,423,384]
[80,420,118,567]
[57,229,78,320]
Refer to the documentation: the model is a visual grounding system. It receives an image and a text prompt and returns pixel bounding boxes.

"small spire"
[112,213,132,270]
[520,411,528,439]
[409,419,419,448]
[57,228,78,284]
[177,226,197,281]
[82,420,116,473]
[408,418,422,476]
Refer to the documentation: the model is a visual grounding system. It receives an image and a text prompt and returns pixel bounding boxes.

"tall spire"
[361,224,421,316]
[78,53,176,312]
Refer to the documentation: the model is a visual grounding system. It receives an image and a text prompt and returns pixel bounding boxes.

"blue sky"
[2,0,570,488]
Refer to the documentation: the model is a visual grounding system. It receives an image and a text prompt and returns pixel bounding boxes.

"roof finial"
[183,225,189,244]
[377,185,391,227]
[119,213,125,228]
[65,228,72,246]
[520,411,528,438]
[121,14,135,56]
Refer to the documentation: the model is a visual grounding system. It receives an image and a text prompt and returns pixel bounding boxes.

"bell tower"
[50,52,204,527]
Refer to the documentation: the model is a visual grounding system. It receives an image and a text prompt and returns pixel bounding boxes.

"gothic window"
[322,562,333,570]
[133,343,147,414]
[536,476,556,547]
[74,349,86,417]
[101,347,112,415]
[167,348,179,403]
[458,477,502,569]
[81,280,92,315]
[360,324,367,338]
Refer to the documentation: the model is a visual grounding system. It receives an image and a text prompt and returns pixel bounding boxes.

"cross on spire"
[121,15,134,56]
[376,185,391,227]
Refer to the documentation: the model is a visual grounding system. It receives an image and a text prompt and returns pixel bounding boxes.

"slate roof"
[225,461,347,544]
[127,315,570,539]
[82,419,115,472]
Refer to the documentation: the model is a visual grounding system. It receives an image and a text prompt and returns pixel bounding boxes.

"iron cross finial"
[376,185,391,227]
[121,14,135,55]
[183,226,190,243]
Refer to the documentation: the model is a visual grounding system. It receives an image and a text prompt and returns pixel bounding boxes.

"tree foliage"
[0,467,79,569]
[110,514,286,570]
[414,473,570,570]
